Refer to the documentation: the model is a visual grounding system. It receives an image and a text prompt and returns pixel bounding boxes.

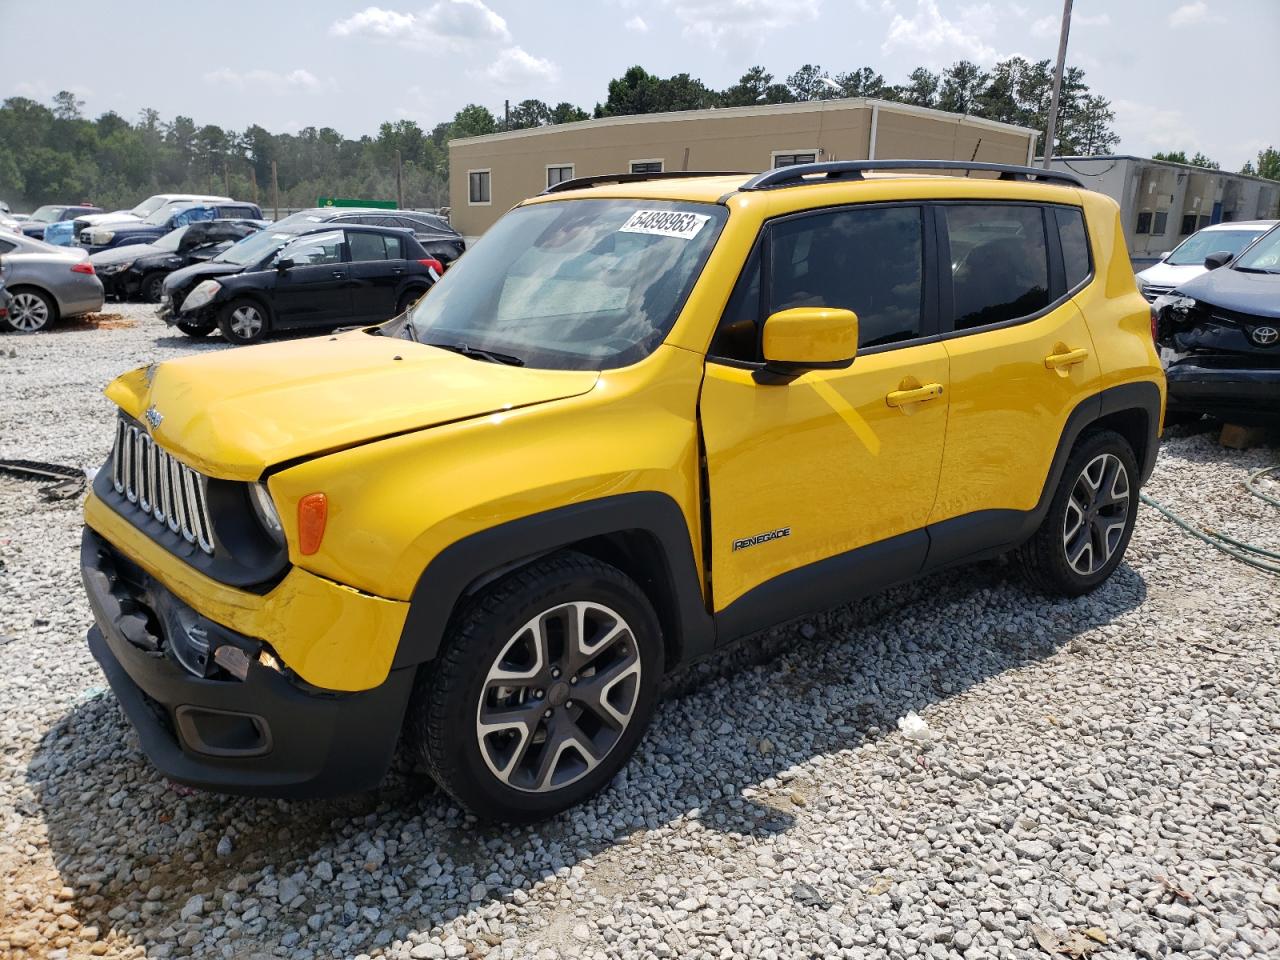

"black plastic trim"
[542,170,749,195]
[395,492,715,670]
[740,160,1084,192]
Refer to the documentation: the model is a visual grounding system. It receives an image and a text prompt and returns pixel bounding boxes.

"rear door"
[927,201,1102,559]
[344,230,406,322]
[268,230,353,328]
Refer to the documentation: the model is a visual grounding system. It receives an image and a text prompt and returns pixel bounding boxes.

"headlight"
[96,230,115,244]
[97,260,134,275]
[248,483,285,546]
[181,280,222,312]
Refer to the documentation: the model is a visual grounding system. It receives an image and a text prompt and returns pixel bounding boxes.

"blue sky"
[1,0,1275,168]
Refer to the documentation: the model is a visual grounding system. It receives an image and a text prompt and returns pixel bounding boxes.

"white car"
[72,193,232,238]
[1136,220,1276,301]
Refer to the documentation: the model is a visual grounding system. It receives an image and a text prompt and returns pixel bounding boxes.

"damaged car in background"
[91,219,264,302]
[1153,222,1280,423]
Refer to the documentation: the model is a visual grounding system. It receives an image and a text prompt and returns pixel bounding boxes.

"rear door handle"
[1045,347,1089,369]
[392,266,404,275]
[332,270,347,279]
[885,383,944,407]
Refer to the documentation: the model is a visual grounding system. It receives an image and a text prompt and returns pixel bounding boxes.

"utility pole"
[249,165,259,205]
[396,149,403,209]
[504,99,510,130]
[271,160,279,222]
[1041,0,1073,168]
[223,162,230,196]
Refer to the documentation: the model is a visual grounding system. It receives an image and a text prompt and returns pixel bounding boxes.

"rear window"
[945,205,1049,329]
[1055,207,1091,289]
[348,231,402,261]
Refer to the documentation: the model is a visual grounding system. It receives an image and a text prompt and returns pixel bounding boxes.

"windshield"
[1166,227,1268,266]
[131,196,170,219]
[407,199,726,370]
[144,203,187,226]
[1234,225,1280,272]
[213,229,298,266]
[154,225,191,252]
[30,206,65,223]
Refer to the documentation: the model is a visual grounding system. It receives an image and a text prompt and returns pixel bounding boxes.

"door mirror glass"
[761,307,858,370]
[1204,250,1233,270]
[276,257,295,272]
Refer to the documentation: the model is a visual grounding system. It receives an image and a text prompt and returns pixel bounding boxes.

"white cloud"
[1169,2,1220,28]
[1076,13,1110,27]
[1030,14,1056,38]
[329,0,510,49]
[203,68,332,94]
[484,46,559,87]
[660,0,821,47]
[625,15,648,32]
[881,0,998,65]
[1112,98,1199,155]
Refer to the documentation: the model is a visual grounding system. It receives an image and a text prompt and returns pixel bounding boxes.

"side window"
[1135,211,1153,235]
[770,205,925,349]
[348,231,395,262]
[708,246,761,361]
[1055,207,1092,290]
[944,205,1049,330]
[0,238,15,253]
[469,170,491,204]
[279,230,344,266]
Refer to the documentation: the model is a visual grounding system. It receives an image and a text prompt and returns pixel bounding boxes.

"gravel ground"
[2,305,1278,960]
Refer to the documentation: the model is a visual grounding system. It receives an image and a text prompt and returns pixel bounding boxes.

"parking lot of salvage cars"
[1,309,1279,960]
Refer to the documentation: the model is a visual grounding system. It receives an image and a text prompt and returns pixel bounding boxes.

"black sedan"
[275,207,465,265]
[160,223,442,344]
[1154,223,1280,423]
[91,220,264,301]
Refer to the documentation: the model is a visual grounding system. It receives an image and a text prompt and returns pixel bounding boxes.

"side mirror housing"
[1204,250,1233,270]
[276,257,295,272]
[761,307,859,374]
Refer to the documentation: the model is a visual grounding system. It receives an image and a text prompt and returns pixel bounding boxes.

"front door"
[698,203,949,634]
[269,230,353,328]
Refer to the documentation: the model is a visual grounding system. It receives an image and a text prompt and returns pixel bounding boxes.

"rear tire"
[217,298,269,345]
[409,552,662,823]
[397,288,425,314]
[1016,429,1139,597]
[176,320,215,338]
[140,273,166,303]
[5,287,58,333]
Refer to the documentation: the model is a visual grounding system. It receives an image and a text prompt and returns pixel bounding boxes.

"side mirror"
[760,307,858,374]
[276,257,295,272]
[1158,251,1171,260]
[1203,251,1233,270]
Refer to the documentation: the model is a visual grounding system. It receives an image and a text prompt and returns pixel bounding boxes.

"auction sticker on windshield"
[619,210,710,240]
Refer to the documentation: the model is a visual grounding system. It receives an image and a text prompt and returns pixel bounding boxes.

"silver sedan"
[0,232,104,332]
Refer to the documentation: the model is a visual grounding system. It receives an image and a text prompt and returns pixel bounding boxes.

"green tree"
[833,67,887,99]
[1152,150,1189,164]
[451,104,498,139]
[507,99,552,130]
[720,66,794,107]
[598,66,664,116]
[894,68,940,107]
[938,61,988,115]
[550,102,589,124]
[1240,147,1279,180]
[787,64,839,101]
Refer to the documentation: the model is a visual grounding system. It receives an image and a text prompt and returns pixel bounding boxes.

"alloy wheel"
[1062,452,1130,576]
[9,292,50,332]
[228,305,263,339]
[476,601,642,793]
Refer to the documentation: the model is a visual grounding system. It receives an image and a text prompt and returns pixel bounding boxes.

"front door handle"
[886,383,944,407]
[1045,347,1089,369]
[332,270,347,279]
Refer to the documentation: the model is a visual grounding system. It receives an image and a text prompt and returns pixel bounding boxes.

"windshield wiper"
[1235,266,1280,274]
[425,340,525,366]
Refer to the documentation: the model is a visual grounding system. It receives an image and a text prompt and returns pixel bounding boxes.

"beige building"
[448,98,1038,237]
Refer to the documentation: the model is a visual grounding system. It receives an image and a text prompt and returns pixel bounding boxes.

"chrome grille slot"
[109,419,215,555]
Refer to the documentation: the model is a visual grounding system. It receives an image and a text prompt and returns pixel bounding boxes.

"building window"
[630,160,664,174]
[1180,214,1197,235]
[546,164,574,188]
[1135,211,1153,234]
[772,150,819,168]
[1152,211,1169,235]
[1197,214,1212,230]
[468,170,491,205]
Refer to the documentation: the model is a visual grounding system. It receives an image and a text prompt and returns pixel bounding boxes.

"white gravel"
[2,306,1278,960]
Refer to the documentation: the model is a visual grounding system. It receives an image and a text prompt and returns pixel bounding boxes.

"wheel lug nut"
[544,709,552,719]
[570,676,578,685]
[534,689,544,698]
[551,668,560,678]
[566,700,574,709]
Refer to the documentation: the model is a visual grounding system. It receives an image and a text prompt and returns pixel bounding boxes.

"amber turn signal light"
[297,493,328,555]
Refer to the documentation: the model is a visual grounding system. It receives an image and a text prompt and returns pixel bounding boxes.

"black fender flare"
[392,491,715,671]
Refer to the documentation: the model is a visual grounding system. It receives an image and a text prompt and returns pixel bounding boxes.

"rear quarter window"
[1055,207,1092,290]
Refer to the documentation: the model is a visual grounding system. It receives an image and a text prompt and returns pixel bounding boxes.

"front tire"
[410,552,662,822]
[176,319,215,338]
[140,272,166,303]
[5,287,58,333]
[217,298,269,345]
[1017,429,1139,597]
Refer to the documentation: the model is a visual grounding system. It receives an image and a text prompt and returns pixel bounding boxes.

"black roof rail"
[739,160,1084,191]
[541,170,749,195]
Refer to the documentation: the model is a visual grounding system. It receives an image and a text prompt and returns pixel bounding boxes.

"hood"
[104,331,600,480]
[103,222,165,239]
[1176,266,1280,320]
[80,212,139,227]
[1137,261,1205,289]
[91,242,162,267]
[162,259,244,294]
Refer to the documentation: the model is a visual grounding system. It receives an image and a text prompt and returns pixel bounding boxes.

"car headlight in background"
[97,260,134,275]
[94,230,115,245]
[181,280,222,312]
[248,483,285,546]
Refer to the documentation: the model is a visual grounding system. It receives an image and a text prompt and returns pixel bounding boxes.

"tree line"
[2,61,1275,214]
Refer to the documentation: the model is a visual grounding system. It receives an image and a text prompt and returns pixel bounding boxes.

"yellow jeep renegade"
[81,161,1164,821]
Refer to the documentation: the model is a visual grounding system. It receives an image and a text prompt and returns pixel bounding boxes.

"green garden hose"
[1139,465,1280,575]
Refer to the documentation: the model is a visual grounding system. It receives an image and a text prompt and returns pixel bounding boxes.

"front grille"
[111,419,215,554]
[1141,284,1172,302]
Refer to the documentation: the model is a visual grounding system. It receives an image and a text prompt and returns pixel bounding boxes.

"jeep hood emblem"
[144,406,163,429]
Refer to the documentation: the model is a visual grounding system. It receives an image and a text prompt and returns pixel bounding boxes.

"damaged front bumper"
[80,526,416,798]
[1165,353,1280,423]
